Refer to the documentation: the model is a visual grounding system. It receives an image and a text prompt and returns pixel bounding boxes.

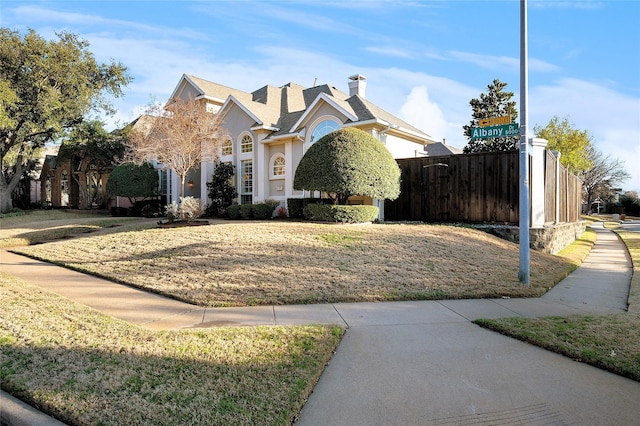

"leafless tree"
[581,147,630,209]
[127,97,228,198]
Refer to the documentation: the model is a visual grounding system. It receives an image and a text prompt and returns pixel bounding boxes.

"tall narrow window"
[241,134,253,153]
[61,170,69,206]
[159,169,169,205]
[241,160,253,204]
[222,138,233,156]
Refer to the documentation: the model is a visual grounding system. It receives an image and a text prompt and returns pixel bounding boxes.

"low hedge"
[227,204,241,219]
[227,202,277,220]
[287,198,333,218]
[303,204,379,223]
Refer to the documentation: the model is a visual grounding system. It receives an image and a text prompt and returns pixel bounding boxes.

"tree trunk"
[0,163,24,213]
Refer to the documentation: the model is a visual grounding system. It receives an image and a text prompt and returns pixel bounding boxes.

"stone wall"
[474,221,587,254]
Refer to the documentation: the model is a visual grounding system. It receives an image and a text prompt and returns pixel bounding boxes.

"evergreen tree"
[463,79,519,153]
[206,159,237,216]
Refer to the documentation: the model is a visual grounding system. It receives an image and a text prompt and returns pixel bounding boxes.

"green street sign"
[471,123,519,139]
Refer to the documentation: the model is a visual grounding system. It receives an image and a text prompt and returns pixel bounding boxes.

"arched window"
[221,138,232,156]
[240,134,253,153]
[310,119,339,143]
[269,153,285,179]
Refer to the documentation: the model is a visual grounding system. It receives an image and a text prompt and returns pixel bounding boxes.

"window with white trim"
[310,119,339,143]
[240,134,253,153]
[222,138,232,156]
[241,159,253,204]
[270,154,285,179]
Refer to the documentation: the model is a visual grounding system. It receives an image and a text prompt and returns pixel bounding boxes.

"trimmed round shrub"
[252,203,273,220]
[294,128,400,204]
[106,162,158,202]
[239,204,253,219]
[303,203,379,223]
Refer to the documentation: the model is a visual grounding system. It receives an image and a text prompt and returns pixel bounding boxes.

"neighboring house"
[39,153,112,209]
[163,74,437,216]
[421,140,463,157]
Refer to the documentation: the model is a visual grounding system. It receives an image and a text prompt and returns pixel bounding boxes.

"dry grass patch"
[0,210,140,247]
[0,273,343,425]
[12,221,575,306]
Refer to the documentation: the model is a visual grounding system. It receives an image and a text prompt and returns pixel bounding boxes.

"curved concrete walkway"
[1,222,639,425]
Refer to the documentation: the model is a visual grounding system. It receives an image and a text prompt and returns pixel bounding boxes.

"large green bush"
[294,128,401,205]
[106,162,158,203]
[303,204,379,223]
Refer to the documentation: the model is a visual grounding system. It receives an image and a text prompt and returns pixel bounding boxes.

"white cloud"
[449,51,559,72]
[399,86,447,141]
[10,5,207,40]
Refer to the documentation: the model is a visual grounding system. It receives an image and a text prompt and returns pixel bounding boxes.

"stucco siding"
[382,134,424,159]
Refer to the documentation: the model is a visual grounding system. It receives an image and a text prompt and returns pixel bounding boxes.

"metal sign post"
[518,0,530,285]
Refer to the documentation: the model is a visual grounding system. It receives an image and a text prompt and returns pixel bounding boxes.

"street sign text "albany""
[470,123,519,139]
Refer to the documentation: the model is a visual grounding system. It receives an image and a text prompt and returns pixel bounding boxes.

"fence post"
[530,138,548,228]
[552,150,561,223]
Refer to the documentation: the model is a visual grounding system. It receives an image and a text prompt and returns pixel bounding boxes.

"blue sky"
[2,0,639,191]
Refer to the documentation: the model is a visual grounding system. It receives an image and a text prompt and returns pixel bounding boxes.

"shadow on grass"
[2,334,339,425]
[11,222,575,307]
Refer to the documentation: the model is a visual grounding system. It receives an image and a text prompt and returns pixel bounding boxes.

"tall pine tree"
[463,79,519,153]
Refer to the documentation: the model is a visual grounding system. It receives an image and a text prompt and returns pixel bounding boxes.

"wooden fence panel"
[385,150,580,224]
[544,151,557,223]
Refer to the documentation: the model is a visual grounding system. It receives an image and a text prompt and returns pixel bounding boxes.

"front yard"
[9,218,576,306]
[2,211,638,426]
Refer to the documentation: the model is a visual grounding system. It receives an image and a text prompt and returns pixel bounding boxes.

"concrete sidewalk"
[1,222,639,424]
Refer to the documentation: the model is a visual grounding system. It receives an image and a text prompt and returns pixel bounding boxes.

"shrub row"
[227,201,278,220]
[303,204,379,223]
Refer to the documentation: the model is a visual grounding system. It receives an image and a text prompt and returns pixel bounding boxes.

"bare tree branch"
[126,97,228,198]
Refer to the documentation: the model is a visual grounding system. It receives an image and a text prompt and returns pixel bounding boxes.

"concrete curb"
[0,390,67,426]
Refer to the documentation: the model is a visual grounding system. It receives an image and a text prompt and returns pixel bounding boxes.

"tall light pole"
[519,0,530,285]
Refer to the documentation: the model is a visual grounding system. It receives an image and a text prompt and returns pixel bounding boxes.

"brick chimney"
[348,74,367,98]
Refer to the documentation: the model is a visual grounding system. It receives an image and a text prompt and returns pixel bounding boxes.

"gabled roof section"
[170,74,250,105]
[347,95,432,140]
[219,95,264,127]
[289,92,358,133]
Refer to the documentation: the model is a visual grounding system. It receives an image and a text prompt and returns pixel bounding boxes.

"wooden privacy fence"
[544,150,583,223]
[384,149,582,225]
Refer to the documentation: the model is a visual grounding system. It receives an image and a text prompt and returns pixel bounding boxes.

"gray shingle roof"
[182,75,433,142]
[423,142,463,156]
